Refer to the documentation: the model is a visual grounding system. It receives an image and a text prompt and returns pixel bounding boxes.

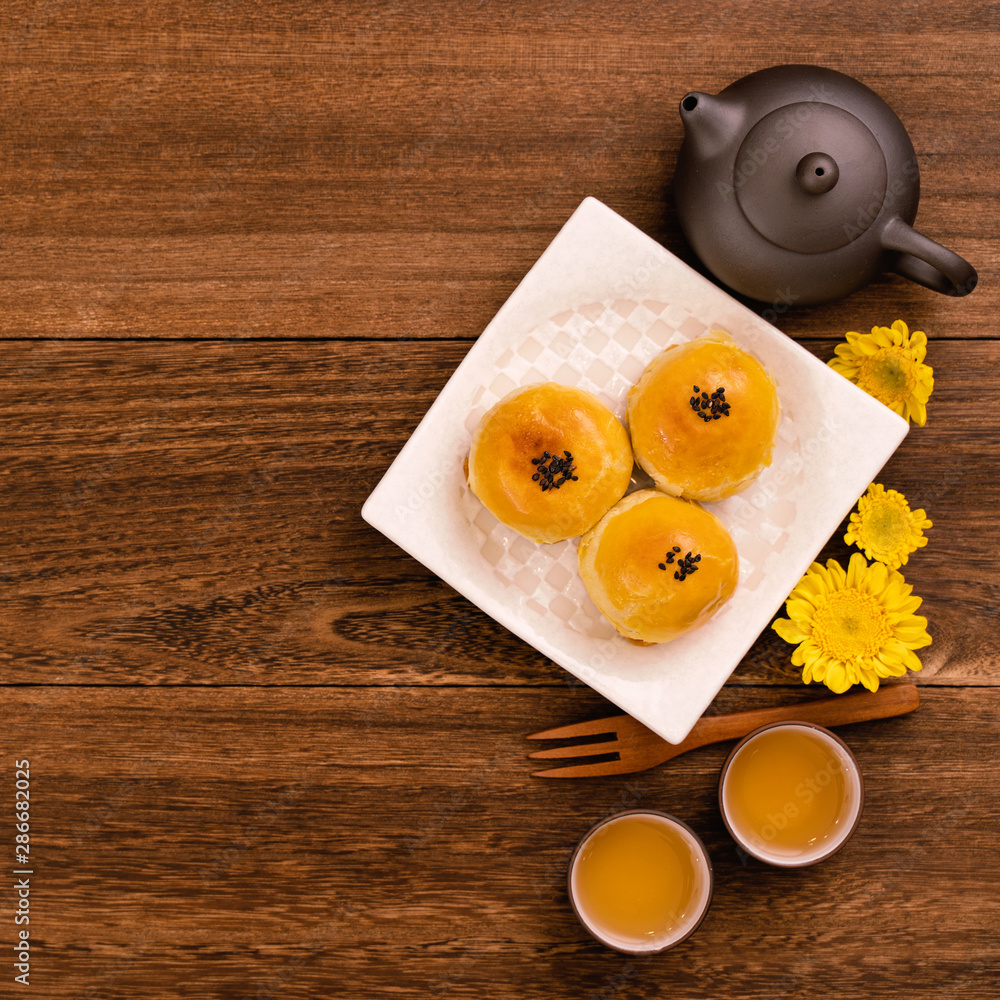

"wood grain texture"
[3,339,998,686]
[2,2,999,996]
[1,1,996,341]
[1,685,997,999]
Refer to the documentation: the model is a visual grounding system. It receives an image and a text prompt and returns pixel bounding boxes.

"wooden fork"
[526,683,920,777]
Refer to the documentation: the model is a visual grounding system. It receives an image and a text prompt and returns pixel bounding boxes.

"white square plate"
[362,198,909,744]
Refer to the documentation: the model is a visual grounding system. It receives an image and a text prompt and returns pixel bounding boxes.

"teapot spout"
[679,92,747,160]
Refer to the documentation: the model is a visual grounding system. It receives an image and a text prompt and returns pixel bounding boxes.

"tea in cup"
[567,810,713,954]
[719,721,864,867]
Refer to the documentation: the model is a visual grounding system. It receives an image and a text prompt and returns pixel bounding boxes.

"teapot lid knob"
[733,103,887,254]
[796,152,839,194]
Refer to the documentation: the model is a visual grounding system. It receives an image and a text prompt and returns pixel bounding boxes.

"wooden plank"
[1,684,997,998]
[2,339,997,687]
[2,3,997,996]
[0,3,996,340]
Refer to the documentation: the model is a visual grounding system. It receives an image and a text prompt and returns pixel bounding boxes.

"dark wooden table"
[2,2,998,997]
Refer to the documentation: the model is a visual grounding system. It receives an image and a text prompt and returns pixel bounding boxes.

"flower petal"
[823,662,851,694]
[858,666,880,692]
[785,597,819,623]
[773,618,810,645]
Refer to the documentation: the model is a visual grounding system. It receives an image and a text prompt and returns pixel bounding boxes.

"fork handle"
[690,683,920,747]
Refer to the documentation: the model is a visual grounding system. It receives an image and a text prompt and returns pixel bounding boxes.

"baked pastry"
[627,331,780,502]
[578,490,739,644]
[467,382,633,543]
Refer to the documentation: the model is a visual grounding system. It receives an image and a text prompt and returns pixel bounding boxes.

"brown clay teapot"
[673,65,977,306]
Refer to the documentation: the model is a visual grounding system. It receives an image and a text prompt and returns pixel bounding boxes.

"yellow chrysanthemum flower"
[845,483,932,569]
[828,319,933,425]
[772,553,931,694]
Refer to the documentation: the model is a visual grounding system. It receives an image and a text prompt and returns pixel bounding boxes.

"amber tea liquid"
[721,723,862,865]
[569,812,712,952]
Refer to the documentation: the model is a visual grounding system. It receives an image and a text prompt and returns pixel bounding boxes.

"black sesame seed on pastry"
[627,331,780,502]
[578,490,739,644]
[467,382,634,544]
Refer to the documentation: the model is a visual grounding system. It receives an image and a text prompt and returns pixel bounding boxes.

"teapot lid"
[734,102,887,253]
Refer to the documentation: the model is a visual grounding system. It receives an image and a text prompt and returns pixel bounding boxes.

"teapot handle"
[881,217,977,296]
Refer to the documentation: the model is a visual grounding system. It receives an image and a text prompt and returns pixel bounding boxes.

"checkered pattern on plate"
[460,300,804,640]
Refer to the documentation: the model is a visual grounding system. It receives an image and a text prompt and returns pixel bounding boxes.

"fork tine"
[531,757,642,779]
[525,715,625,741]
[527,739,621,761]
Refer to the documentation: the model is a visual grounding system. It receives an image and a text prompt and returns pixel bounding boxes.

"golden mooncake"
[467,382,633,543]
[627,331,780,502]
[578,489,739,644]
